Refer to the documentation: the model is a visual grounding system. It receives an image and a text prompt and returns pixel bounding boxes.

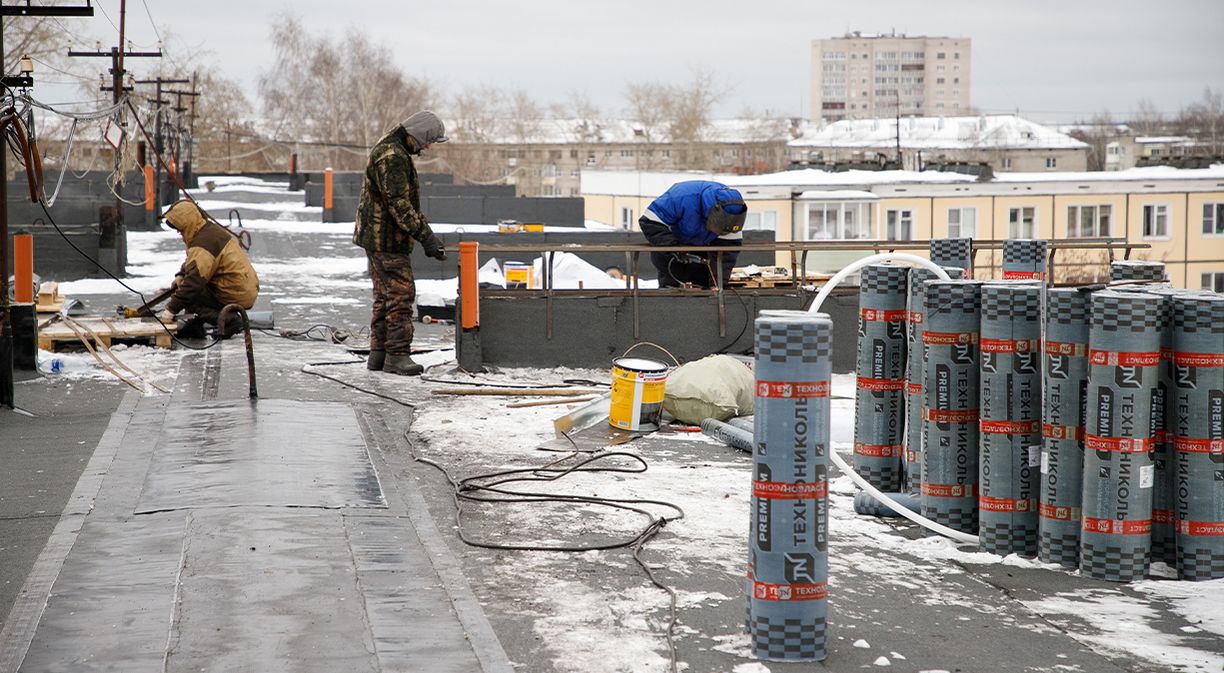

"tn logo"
[1115,366,1142,389]
[784,552,817,584]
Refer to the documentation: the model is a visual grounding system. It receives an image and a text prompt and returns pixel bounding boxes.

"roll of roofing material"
[700,417,753,453]
[1039,288,1090,568]
[749,310,832,661]
[853,490,922,517]
[1002,239,1048,281]
[1171,293,1224,581]
[921,280,982,536]
[930,238,973,278]
[1080,290,1163,582]
[905,267,965,495]
[978,284,1042,557]
[1110,260,1167,283]
[853,264,910,492]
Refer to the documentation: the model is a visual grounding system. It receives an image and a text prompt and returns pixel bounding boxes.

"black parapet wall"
[324,194,587,226]
[408,230,779,280]
[466,286,859,372]
[303,171,452,206]
[6,171,146,227]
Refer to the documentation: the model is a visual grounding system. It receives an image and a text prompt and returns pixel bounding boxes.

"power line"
[138,0,161,43]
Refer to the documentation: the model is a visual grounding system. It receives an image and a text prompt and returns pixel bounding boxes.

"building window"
[661,150,670,159]
[1202,273,1224,293]
[885,209,913,240]
[1067,205,1111,238]
[802,201,873,240]
[1008,207,1036,238]
[1142,204,1169,239]
[947,207,977,238]
[620,207,634,229]
[570,168,580,177]
[1046,157,1058,169]
[569,149,578,159]
[744,210,778,232]
[937,52,946,59]
[954,52,960,59]
[1203,203,1224,235]
[1002,157,1013,170]
[936,77,945,84]
[620,149,634,158]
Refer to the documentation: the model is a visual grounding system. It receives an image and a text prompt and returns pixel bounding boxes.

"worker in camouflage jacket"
[158,200,259,337]
[352,110,448,375]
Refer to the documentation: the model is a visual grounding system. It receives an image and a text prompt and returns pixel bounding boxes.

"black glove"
[670,252,705,266]
[421,233,447,261]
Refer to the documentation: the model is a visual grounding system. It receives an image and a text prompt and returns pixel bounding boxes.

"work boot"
[367,350,386,371]
[383,353,424,376]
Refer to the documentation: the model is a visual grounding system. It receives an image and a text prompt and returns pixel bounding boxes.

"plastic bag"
[663,354,755,425]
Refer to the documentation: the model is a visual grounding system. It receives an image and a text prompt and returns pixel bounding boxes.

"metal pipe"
[217,304,257,399]
[459,242,479,329]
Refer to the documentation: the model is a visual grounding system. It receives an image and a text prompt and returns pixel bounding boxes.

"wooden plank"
[39,317,177,351]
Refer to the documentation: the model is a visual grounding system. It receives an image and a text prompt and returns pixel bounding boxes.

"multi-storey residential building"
[789,115,1088,172]
[432,118,799,200]
[582,165,1224,288]
[811,31,971,122]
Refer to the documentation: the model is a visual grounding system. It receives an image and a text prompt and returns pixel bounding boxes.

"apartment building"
[790,115,1088,172]
[582,165,1224,289]
[433,118,798,201]
[811,31,971,122]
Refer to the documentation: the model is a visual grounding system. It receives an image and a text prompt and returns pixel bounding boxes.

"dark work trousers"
[639,215,740,288]
[367,251,416,355]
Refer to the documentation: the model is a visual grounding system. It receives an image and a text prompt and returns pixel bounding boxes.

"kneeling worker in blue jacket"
[638,180,748,288]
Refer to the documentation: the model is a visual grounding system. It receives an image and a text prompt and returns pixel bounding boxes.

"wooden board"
[36,281,63,314]
[38,317,176,351]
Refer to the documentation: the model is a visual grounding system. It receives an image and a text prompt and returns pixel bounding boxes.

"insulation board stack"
[1080,290,1163,582]
[978,283,1043,556]
[930,238,973,278]
[1002,239,1048,281]
[854,264,910,492]
[1039,288,1091,568]
[1170,293,1224,581]
[1109,260,1167,283]
[921,280,982,535]
[905,266,964,495]
[749,310,832,661]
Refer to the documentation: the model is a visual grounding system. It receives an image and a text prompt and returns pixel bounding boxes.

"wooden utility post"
[0,0,95,408]
[67,0,161,274]
[167,84,199,190]
[134,77,186,210]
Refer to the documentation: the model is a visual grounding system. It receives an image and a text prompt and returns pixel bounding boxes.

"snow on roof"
[580,169,735,196]
[1134,136,1195,144]
[790,115,1088,151]
[726,168,978,188]
[797,189,879,200]
[445,118,799,145]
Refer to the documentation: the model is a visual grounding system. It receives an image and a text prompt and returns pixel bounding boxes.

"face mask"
[705,199,747,235]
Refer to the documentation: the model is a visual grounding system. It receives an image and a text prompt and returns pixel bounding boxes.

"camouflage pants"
[367,252,416,355]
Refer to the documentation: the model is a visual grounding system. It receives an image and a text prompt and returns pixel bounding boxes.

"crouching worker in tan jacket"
[157,200,260,338]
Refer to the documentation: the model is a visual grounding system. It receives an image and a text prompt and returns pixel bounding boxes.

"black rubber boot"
[367,350,386,371]
[383,353,424,376]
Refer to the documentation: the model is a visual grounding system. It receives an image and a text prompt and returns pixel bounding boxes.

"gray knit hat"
[401,110,448,146]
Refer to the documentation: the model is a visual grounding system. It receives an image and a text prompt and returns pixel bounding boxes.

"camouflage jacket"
[352,126,434,253]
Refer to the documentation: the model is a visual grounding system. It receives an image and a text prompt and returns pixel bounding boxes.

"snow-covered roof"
[445,118,800,146]
[581,169,736,196]
[797,190,879,200]
[727,168,978,188]
[1134,136,1194,145]
[790,115,1088,151]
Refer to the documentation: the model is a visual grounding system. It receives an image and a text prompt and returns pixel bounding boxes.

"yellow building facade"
[582,168,1224,288]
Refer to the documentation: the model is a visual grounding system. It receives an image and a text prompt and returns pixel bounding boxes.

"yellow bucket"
[523,223,545,232]
[505,262,532,289]
[609,357,669,431]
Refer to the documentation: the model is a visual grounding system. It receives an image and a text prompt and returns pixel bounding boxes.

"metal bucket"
[609,357,669,431]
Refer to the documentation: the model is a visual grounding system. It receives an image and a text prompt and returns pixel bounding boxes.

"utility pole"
[167,84,199,192]
[0,0,95,408]
[134,76,186,211]
[67,0,160,275]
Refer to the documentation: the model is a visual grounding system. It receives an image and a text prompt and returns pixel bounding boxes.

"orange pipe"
[144,164,155,211]
[324,167,334,210]
[459,241,479,329]
[288,153,296,174]
[13,234,33,303]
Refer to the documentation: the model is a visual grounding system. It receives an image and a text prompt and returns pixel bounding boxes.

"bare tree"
[1131,98,1165,136]
[623,81,669,143]
[1177,86,1224,155]
[1068,110,1116,171]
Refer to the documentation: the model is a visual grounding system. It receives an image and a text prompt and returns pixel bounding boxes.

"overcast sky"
[36,0,1224,123]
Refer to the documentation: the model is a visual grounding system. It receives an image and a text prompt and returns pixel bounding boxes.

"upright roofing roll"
[1171,293,1224,581]
[921,280,982,535]
[854,264,909,492]
[749,310,832,661]
[1110,260,1167,283]
[978,284,1043,557]
[906,266,964,495]
[1150,289,1177,567]
[1080,290,1163,582]
[1002,239,1048,281]
[930,238,973,278]
[1039,288,1090,568]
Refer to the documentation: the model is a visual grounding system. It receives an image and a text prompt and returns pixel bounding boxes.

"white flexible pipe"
[806,251,978,545]
[807,252,950,314]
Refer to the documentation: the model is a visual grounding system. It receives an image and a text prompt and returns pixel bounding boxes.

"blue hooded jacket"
[643,181,746,246]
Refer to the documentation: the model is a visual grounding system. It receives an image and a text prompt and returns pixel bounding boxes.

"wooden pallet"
[38,317,176,351]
